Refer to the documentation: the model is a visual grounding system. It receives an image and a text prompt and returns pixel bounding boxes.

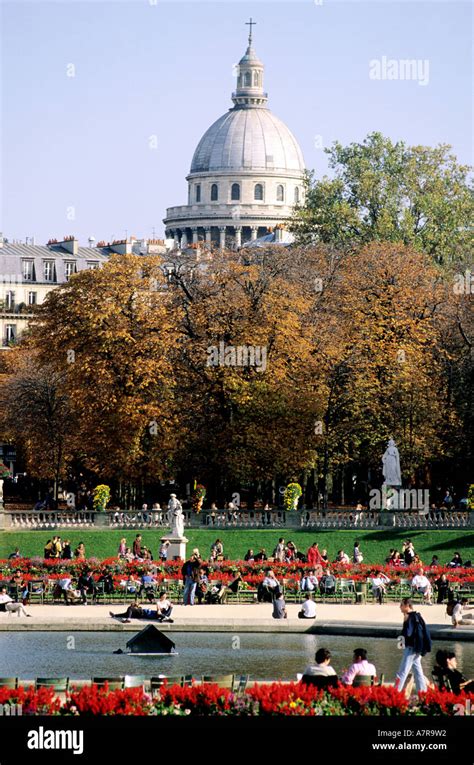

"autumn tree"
[0,350,74,496]
[24,254,181,486]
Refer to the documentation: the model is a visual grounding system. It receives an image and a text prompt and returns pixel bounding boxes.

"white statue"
[168,494,184,538]
[382,439,402,486]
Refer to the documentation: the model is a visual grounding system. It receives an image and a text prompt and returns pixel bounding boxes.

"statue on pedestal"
[382,438,402,487]
[168,494,184,538]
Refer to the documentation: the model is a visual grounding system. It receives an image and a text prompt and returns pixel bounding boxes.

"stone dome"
[190,107,305,175]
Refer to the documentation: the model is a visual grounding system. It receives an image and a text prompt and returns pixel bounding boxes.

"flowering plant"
[93,485,111,512]
[283,482,302,511]
[192,484,206,513]
[0,463,11,479]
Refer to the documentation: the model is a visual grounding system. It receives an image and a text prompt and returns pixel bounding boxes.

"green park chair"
[0,678,18,689]
[35,677,69,692]
[201,674,234,688]
[123,675,147,689]
[233,675,250,693]
[352,675,376,687]
[92,677,124,690]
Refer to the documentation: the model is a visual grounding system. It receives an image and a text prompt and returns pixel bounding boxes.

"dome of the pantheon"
[190,108,305,175]
[164,22,306,249]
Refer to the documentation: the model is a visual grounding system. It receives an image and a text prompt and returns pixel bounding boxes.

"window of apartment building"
[22,259,35,281]
[87,261,99,270]
[43,260,56,282]
[28,291,37,305]
[64,261,77,281]
[5,291,15,310]
[5,324,16,345]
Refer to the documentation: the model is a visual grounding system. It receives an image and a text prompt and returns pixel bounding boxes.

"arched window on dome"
[254,183,263,201]
[294,186,300,204]
[276,184,285,202]
[211,183,218,201]
[253,71,259,87]
[244,72,252,87]
[195,184,201,203]
[231,183,240,201]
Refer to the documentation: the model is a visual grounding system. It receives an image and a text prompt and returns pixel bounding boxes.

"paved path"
[0,602,473,640]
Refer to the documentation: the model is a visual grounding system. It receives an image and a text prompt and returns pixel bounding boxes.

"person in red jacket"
[307,542,324,567]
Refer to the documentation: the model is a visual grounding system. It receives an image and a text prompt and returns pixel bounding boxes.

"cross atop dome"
[245,17,256,46]
[233,19,267,108]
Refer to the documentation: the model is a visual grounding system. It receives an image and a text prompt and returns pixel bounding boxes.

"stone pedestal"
[161,535,188,561]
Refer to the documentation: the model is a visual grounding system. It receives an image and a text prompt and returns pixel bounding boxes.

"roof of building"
[190,107,305,175]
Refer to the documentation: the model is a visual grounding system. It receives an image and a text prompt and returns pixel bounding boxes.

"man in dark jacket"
[395,598,431,693]
[181,551,201,605]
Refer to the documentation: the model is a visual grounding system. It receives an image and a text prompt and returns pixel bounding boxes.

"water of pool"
[1,632,473,682]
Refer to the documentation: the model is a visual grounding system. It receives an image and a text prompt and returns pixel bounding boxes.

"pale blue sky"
[1,0,472,243]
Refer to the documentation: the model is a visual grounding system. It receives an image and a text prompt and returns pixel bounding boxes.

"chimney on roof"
[60,236,78,256]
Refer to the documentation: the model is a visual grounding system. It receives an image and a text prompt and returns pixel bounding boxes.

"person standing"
[132,534,142,559]
[182,551,201,605]
[395,598,431,693]
[273,538,286,563]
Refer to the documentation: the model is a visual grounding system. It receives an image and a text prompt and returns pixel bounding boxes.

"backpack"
[446,600,458,617]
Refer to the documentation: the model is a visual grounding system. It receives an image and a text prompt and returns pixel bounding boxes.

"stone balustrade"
[0,506,472,531]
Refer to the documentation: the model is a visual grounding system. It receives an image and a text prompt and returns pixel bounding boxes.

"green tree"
[292,132,474,267]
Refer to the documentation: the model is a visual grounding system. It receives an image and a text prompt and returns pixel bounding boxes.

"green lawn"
[0,528,473,565]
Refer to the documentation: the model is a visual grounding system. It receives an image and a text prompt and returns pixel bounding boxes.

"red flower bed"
[66,683,152,716]
[0,686,61,714]
[328,685,410,715]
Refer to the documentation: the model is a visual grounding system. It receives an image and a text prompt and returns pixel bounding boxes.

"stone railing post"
[94,512,109,528]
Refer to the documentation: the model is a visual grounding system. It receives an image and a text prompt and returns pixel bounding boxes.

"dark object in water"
[126,624,176,655]
[113,649,124,654]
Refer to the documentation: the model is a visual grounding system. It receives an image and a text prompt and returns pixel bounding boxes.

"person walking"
[395,598,431,694]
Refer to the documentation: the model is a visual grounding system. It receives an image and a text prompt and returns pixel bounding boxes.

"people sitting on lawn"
[302,647,337,681]
[298,593,316,619]
[210,539,224,562]
[341,648,377,685]
[74,542,86,559]
[300,569,319,592]
[448,552,463,568]
[8,547,21,560]
[244,549,255,562]
[411,568,433,604]
[335,549,350,564]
